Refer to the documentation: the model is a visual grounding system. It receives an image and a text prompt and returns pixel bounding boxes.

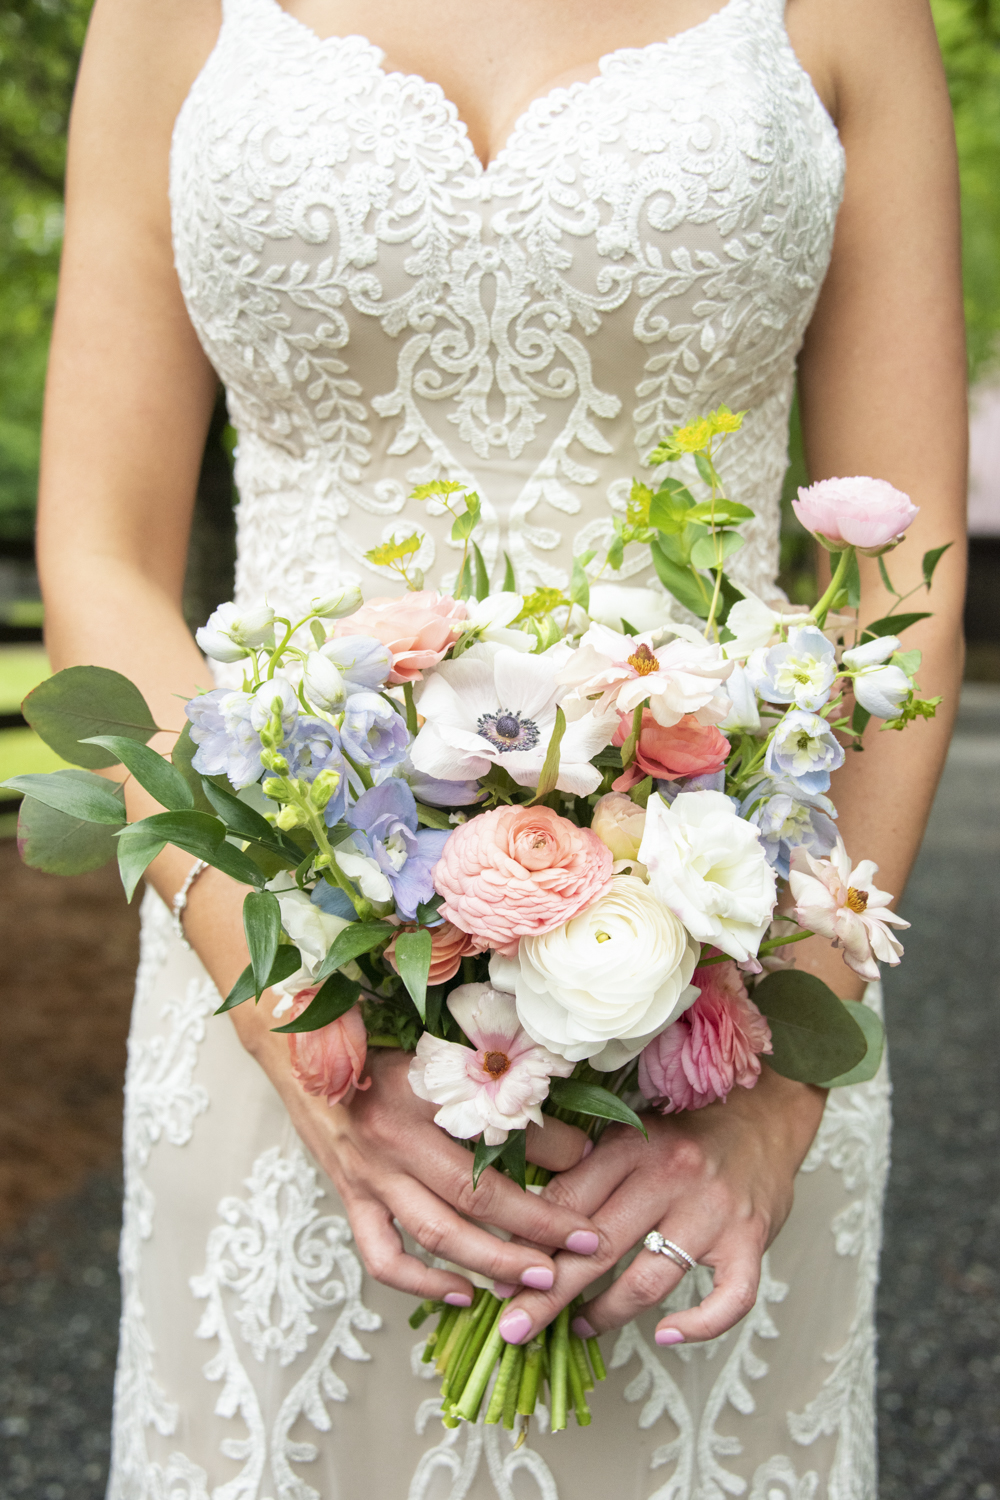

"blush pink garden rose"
[611,709,730,791]
[789,838,909,981]
[333,591,467,683]
[385,919,486,985]
[792,477,919,556]
[286,989,372,1107]
[637,959,772,1112]
[433,805,613,957]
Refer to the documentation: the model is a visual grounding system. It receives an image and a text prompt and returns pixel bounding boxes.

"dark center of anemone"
[627,643,658,676]
[477,709,541,753]
[846,886,869,913]
[483,1050,510,1078]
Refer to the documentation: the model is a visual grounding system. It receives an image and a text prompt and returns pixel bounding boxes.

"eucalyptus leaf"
[754,971,868,1084]
[817,1001,885,1087]
[313,919,394,983]
[16,778,125,875]
[546,1079,648,1138]
[1,769,126,825]
[22,665,160,768]
[82,734,193,811]
[243,889,282,1001]
[216,944,303,1014]
[394,927,433,1020]
[271,969,362,1033]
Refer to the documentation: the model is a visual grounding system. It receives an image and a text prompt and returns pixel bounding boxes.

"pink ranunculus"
[638,959,772,1112]
[789,838,909,981]
[792,477,919,556]
[611,710,729,792]
[332,591,467,683]
[286,989,372,1107]
[385,919,486,985]
[433,805,613,957]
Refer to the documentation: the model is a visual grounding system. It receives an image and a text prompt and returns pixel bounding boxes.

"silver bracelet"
[171,859,210,947]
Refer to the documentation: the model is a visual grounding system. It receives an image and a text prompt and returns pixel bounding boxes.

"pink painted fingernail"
[444,1292,472,1307]
[493,1281,518,1299]
[582,1138,594,1157]
[572,1315,596,1339]
[499,1308,533,1344]
[655,1328,685,1346]
[565,1230,600,1255]
[520,1266,554,1290]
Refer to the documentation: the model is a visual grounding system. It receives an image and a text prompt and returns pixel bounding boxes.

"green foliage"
[271,969,362,1033]
[22,665,160,768]
[546,1078,648,1136]
[14,768,124,873]
[753,971,870,1084]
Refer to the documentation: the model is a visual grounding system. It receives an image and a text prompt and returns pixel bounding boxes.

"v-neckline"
[261,0,744,173]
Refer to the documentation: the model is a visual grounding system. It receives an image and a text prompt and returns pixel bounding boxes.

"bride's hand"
[494,1067,826,1348]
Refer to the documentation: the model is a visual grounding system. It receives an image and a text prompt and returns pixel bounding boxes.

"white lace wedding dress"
[106,0,891,1493]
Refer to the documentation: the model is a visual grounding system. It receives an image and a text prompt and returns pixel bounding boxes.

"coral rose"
[286,989,372,1107]
[638,959,772,1111]
[385,919,485,985]
[333,591,466,683]
[612,709,729,791]
[433,805,613,956]
[792,477,919,556]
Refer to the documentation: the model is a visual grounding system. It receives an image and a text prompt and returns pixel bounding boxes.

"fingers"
[348,1194,475,1304]
[538,1125,641,1218]
[650,1240,762,1346]
[385,1176,563,1291]
[573,1229,696,1334]
[525,1117,594,1173]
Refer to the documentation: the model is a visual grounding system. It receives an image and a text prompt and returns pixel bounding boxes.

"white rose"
[513,875,699,1070]
[274,887,351,973]
[639,791,776,962]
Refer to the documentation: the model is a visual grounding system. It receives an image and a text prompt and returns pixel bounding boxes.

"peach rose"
[433,805,613,957]
[333,591,467,683]
[286,989,372,1107]
[385,919,486,985]
[637,959,772,1111]
[612,709,729,791]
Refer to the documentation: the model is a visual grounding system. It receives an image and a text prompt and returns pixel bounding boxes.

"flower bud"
[852,664,911,720]
[842,635,901,671]
[309,767,342,812]
[311,585,363,620]
[195,602,276,662]
[303,651,346,711]
[275,803,305,831]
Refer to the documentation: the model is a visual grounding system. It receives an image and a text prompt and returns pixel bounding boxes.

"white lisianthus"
[586,584,676,635]
[196,601,276,663]
[460,593,535,652]
[512,875,699,1069]
[639,791,777,962]
[272,885,350,974]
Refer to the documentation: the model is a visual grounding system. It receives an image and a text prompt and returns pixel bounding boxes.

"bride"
[38,0,965,1494]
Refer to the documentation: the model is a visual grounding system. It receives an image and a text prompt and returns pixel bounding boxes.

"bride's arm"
[38,0,602,1302]
[496,0,967,1349]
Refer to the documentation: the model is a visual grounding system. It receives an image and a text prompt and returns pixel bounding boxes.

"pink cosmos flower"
[408,983,575,1143]
[792,477,919,556]
[286,990,372,1107]
[556,622,733,728]
[433,805,613,956]
[611,710,730,791]
[385,919,486,985]
[333,591,466,683]
[789,838,909,981]
[638,959,772,1112]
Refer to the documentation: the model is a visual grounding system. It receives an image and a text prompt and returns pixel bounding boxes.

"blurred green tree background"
[0,0,998,558]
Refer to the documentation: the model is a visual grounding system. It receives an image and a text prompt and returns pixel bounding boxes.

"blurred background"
[0,2,998,1496]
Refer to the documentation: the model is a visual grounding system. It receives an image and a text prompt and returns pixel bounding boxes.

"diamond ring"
[643,1230,697,1274]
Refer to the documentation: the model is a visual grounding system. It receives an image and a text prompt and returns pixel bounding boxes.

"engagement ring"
[643,1230,697,1274]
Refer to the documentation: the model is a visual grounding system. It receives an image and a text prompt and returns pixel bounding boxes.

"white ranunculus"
[586,584,676,635]
[196,601,276,663]
[513,875,699,1069]
[841,635,901,671]
[639,791,777,962]
[273,886,350,973]
[852,663,911,719]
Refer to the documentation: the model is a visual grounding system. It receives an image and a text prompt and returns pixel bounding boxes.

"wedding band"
[643,1230,697,1274]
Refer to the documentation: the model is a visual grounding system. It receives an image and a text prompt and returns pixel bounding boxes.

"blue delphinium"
[764,708,845,795]
[344,780,451,921]
[340,691,411,770]
[739,776,838,879]
[187,677,301,790]
[748,626,837,713]
[286,716,352,825]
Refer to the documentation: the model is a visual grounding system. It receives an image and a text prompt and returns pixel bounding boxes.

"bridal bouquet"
[6,407,949,1437]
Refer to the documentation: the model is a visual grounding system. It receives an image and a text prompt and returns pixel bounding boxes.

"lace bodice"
[170,0,843,610]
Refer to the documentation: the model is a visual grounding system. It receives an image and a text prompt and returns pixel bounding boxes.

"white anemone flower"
[410,645,616,796]
[408,983,574,1144]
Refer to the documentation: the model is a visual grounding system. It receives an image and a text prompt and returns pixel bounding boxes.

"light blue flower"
[303,636,394,710]
[764,709,845,795]
[340,691,411,769]
[345,780,451,921]
[286,716,351,824]
[654,769,727,805]
[402,764,484,808]
[748,626,837,713]
[187,688,264,789]
[739,776,838,879]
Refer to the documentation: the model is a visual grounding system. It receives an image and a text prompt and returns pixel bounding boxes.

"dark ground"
[0,689,998,1500]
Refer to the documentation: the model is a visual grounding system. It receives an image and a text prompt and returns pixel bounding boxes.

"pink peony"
[433,805,613,957]
[789,838,909,981]
[385,919,486,985]
[638,959,772,1112]
[333,591,466,683]
[792,477,919,556]
[286,989,372,1107]
[611,710,729,791]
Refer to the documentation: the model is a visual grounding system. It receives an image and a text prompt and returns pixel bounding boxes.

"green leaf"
[271,970,361,1033]
[694,452,716,486]
[877,555,899,597]
[310,619,327,648]
[243,889,282,1001]
[415,801,454,830]
[2,768,126,825]
[22,665,159,769]
[690,531,744,570]
[16,776,126,875]
[394,927,433,1021]
[531,706,567,801]
[171,722,222,814]
[366,533,422,568]
[501,1129,527,1191]
[648,486,694,534]
[473,542,490,601]
[200,779,299,862]
[115,821,168,901]
[851,700,871,737]
[844,549,862,609]
[753,971,868,1084]
[502,552,516,593]
[82,735,193,811]
[313,919,395,984]
[606,533,625,572]
[921,542,953,590]
[650,539,710,618]
[451,494,482,543]
[892,648,921,677]
[717,575,746,627]
[569,550,595,612]
[546,1079,648,1138]
[629,776,653,809]
[860,612,931,642]
[416,893,445,926]
[131,810,266,889]
[685,500,755,524]
[817,1001,885,1087]
[472,1137,508,1188]
[216,945,303,1014]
